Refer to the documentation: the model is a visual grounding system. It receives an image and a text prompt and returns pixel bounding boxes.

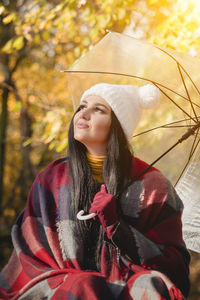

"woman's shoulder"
[130,156,183,211]
[130,156,174,200]
[131,156,164,182]
[35,157,71,187]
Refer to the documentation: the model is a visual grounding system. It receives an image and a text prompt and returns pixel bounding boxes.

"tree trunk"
[0,83,10,209]
[19,106,37,199]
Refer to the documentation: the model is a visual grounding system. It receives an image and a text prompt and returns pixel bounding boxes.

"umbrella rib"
[63,70,184,98]
[133,115,200,137]
[154,82,200,109]
[175,129,200,186]
[131,121,200,184]
[154,45,200,97]
[63,70,200,110]
[134,124,196,138]
[165,125,194,128]
[177,63,198,121]
[153,84,197,123]
[189,127,200,159]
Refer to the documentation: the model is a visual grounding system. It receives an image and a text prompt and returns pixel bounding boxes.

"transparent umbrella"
[62,31,200,253]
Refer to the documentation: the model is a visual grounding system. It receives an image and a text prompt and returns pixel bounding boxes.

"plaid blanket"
[0,157,190,299]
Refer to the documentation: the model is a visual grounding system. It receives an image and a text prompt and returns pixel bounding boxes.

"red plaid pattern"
[0,157,190,299]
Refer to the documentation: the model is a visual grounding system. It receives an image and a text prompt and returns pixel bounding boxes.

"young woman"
[0,83,190,300]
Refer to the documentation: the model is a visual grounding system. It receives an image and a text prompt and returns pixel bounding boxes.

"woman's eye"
[79,105,86,110]
[95,107,104,113]
[78,105,104,113]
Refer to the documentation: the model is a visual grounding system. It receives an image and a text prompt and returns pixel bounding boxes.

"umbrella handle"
[76,210,97,220]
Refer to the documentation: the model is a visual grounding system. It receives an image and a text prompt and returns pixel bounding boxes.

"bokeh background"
[0,0,200,298]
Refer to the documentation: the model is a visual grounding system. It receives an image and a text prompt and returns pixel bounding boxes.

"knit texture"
[81,83,160,139]
[86,152,105,183]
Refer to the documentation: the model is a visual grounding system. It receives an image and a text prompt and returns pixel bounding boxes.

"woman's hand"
[89,184,118,238]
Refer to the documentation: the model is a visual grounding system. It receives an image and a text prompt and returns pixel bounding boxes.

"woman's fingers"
[100,184,107,193]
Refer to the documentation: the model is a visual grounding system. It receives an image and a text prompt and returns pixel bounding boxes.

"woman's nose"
[80,108,90,120]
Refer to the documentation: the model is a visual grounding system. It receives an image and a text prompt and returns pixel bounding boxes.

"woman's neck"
[85,144,107,156]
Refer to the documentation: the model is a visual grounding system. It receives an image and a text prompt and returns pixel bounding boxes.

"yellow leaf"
[45,111,56,122]
[34,34,41,44]
[3,13,15,24]
[0,6,5,15]
[56,140,67,152]
[117,8,126,21]
[13,101,22,112]
[186,20,198,32]
[97,14,111,27]
[3,208,15,217]
[54,3,65,12]
[2,39,13,53]
[90,28,99,39]
[51,120,62,134]
[23,138,32,147]
[83,36,90,46]
[74,47,81,57]
[48,141,56,150]
[46,10,56,21]
[178,43,187,52]
[13,36,24,50]
[69,0,77,10]
[42,31,50,41]
[148,0,159,5]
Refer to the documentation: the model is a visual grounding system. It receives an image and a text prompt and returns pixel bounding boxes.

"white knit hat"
[80,83,160,140]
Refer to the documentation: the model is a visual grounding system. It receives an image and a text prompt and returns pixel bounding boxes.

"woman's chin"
[74,134,88,144]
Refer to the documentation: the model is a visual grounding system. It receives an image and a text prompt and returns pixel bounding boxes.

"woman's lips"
[76,122,89,129]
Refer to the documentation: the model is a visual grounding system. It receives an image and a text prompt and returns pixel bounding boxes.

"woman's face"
[73,95,112,155]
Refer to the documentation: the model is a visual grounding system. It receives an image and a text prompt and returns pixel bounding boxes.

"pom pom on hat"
[138,84,160,109]
[80,82,160,140]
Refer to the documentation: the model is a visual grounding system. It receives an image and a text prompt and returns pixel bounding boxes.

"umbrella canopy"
[176,143,200,253]
[63,31,200,252]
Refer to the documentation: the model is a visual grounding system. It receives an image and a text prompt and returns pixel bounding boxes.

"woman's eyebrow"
[94,102,110,111]
[82,100,110,111]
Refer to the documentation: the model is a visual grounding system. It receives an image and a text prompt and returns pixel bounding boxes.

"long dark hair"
[68,108,133,270]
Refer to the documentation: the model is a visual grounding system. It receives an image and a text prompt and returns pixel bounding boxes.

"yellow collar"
[86,152,105,183]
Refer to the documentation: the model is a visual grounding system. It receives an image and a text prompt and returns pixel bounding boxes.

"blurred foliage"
[0,0,200,298]
[149,0,200,55]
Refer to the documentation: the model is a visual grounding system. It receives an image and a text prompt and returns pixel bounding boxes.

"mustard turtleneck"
[86,152,105,183]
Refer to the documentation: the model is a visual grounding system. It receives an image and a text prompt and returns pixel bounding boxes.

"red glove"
[89,184,118,238]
